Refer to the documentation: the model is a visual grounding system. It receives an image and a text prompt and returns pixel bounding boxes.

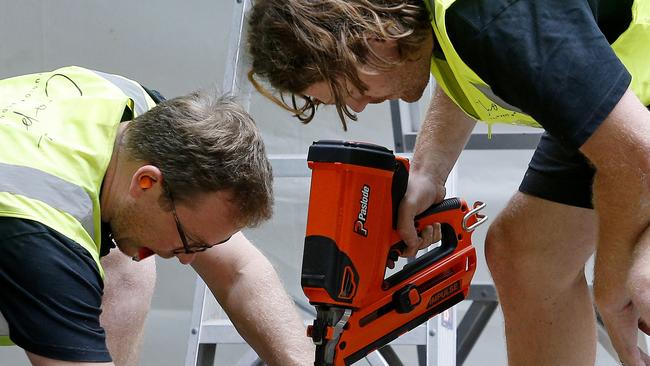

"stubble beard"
[400,74,431,103]
[109,202,142,256]
[398,54,432,103]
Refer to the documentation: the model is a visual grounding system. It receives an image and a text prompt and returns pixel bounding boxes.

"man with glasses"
[163,181,233,256]
[0,66,313,366]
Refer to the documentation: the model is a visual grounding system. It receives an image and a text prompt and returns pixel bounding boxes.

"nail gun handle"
[415,197,462,220]
[385,198,464,289]
[388,198,462,258]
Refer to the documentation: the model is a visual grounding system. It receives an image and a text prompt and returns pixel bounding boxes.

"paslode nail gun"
[301,140,486,366]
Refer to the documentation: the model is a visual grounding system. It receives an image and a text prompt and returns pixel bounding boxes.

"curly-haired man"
[247,1,650,364]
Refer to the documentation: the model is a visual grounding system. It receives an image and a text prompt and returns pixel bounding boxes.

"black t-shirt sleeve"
[445,0,631,148]
[143,86,167,104]
[0,218,111,362]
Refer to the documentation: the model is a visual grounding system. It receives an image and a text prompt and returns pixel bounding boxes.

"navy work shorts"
[519,131,596,209]
[520,106,650,209]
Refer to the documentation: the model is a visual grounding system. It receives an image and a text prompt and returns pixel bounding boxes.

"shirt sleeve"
[446,0,631,148]
[0,218,111,362]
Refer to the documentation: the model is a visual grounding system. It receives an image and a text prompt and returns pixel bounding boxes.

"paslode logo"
[353,185,370,237]
[427,280,461,308]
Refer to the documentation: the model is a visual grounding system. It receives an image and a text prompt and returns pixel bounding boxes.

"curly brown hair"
[247,0,431,130]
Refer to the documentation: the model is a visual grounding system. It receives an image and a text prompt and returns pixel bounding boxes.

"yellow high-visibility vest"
[0,66,156,275]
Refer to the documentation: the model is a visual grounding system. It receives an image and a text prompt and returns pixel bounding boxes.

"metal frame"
[390,100,543,152]
[185,0,252,363]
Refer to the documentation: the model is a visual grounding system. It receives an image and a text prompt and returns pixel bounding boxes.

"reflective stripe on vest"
[92,70,150,116]
[0,162,94,238]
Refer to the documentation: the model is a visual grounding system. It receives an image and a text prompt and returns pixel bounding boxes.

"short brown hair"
[247,0,430,129]
[123,91,273,228]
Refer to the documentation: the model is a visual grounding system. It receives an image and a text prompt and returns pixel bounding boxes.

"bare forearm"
[582,90,650,308]
[629,227,650,318]
[396,86,476,254]
[592,168,645,308]
[218,256,313,366]
[580,89,650,363]
[411,86,476,182]
[192,235,313,366]
[590,162,650,362]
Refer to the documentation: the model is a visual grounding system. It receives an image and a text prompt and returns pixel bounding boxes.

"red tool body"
[301,141,485,366]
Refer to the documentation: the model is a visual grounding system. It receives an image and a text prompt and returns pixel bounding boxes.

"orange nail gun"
[301,140,486,366]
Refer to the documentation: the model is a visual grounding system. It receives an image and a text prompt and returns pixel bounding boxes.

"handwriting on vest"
[474,99,517,120]
[0,73,84,148]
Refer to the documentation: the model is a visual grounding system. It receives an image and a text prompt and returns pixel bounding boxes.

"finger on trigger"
[432,222,442,243]
[419,225,434,250]
[397,226,418,255]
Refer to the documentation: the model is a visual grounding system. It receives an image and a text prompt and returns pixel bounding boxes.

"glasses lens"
[172,244,210,255]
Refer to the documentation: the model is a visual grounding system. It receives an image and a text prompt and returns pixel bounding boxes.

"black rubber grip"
[415,197,462,220]
[383,198,462,289]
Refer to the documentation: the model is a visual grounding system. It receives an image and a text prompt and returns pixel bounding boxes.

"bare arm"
[100,248,156,366]
[397,86,477,256]
[580,89,650,365]
[191,232,314,366]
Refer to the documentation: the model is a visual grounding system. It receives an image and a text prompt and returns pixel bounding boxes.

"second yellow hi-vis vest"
[0,66,157,276]
[427,0,650,129]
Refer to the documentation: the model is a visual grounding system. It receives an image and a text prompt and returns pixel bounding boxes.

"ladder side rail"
[186,0,254,364]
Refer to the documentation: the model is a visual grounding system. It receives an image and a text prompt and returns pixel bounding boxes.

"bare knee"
[485,214,522,285]
[485,214,566,305]
[485,194,596,294]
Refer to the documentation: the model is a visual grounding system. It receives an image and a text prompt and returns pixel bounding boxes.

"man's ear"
[130,165,163,198]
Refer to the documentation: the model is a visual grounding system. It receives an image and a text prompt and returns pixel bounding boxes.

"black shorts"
[520,105,650,209]
[519,132,596,208]
[0,217,111,362]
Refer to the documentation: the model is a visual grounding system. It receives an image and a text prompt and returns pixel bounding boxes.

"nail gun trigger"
[388,241,406,262]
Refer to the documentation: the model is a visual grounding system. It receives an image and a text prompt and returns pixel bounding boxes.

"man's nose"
[347,98,369,113]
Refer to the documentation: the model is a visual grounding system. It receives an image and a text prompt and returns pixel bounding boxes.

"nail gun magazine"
[301,140,486,366]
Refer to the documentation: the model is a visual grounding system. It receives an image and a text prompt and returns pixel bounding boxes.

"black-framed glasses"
[164,182,231,255]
